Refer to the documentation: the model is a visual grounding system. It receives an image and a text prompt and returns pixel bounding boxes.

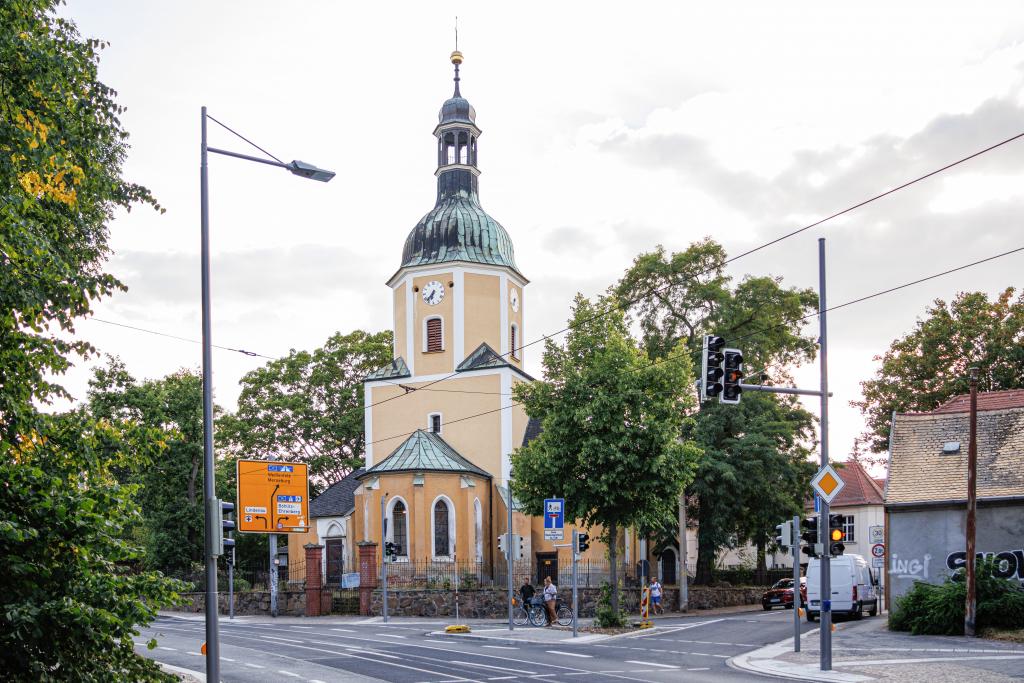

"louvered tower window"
[426,317,443,352]
[510,323,519,359]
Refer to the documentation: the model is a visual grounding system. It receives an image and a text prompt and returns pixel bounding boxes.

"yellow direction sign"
[810,463,845,504]
[236,459,309,533]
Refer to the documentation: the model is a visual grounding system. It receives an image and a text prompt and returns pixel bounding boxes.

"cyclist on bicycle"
[520,581,536,607]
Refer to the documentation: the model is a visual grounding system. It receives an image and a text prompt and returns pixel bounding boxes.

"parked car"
[761,577,806,610]
[805,553,880,621]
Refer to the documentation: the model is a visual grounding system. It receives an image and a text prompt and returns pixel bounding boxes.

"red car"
[761,577,806,610]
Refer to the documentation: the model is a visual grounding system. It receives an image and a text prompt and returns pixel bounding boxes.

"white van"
[805,553,879,621]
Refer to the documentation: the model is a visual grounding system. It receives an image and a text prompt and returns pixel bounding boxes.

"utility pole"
[818,237,833,671]
[679,492,688,612]
[965,367,979,637]
[572,529,579,638]
[507,479,514,631]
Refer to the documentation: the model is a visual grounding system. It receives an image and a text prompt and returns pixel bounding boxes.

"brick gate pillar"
[357,541,378,616]
[304,544,324,617]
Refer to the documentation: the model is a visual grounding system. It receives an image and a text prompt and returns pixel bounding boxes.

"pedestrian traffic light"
[384,541,398,559]
[498,534,506,556]
[800,517,818,558]
[828,514,845,556]
[721,349,744,404]
[774,520,792,550]
[515,535,526,561]
[576,532,590,554]
[701,335,725,401]
[212,499,235,556]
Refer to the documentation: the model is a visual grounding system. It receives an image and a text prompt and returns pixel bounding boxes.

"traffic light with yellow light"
[828,513,845,556]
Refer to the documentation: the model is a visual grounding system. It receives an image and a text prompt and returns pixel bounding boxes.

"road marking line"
[310,680,327,683]
[451,660,532,674]
[687,667,710,671]
[483,645,519,650]
[221,657,235,662]
[277,671,302,678]
[263,635,304,643]
[243,663,265,668]
[330,628,355,632]
[186,651,202,656]
[625,661,677,669]
[376,633,407,638]
[158,646,177,651]
[546,650,592,658]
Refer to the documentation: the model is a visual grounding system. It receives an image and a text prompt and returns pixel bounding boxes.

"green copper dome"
[398,53,522,277]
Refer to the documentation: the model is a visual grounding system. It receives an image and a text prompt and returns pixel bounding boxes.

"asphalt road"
[135,608,838,682]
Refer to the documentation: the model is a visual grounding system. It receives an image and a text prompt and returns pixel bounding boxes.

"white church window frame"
[430,494,456,561]
[386,496,410,561]
[474,498,483,563]
[427,412,443,434]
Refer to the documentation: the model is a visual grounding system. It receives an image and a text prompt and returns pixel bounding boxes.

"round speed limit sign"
[871,543,885,558]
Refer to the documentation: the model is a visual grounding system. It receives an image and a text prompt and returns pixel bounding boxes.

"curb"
[428,627,613,646]
[158,661,206,681]
[727,630,872,682]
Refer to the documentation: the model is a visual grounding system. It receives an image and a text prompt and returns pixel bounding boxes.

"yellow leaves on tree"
[11,109,84,205]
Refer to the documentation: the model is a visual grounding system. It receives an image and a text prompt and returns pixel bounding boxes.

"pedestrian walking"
[650,579,664,615]
[542,576,558,626]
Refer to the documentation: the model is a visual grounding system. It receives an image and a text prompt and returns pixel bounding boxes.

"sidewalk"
[729,617,1024,682]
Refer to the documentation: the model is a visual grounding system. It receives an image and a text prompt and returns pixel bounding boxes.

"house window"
[425,317,443,352]
[429,413,442,434]
[510,323,519,359]
[842,515,855,542]
[433,498,452,557]
[392,500,408,558]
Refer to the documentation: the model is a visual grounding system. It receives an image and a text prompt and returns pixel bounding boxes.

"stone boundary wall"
[175,590,306,617]
[368,586,762,618]
[171,586,762,618]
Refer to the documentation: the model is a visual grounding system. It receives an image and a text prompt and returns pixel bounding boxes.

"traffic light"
[576,532,590,554]
[721,349,744,404]
[515,535,526,561]
[701,335,725,401]
[384,541,398,559]
[828,514,846,556]
[774,520,792,549]
[212,499,235,556]
[800,517,818,558]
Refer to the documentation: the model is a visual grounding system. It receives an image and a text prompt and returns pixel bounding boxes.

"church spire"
[452,50,463,97]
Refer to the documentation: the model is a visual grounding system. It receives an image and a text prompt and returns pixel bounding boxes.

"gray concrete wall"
[887,501,1024,601]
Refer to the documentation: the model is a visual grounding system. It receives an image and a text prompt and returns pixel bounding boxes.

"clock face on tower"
[422,280,445,305]
[510,288,519,313]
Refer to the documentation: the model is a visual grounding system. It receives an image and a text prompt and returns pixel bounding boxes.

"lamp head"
[288,160,335,182]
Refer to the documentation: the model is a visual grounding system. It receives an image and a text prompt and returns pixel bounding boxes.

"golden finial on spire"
[451,16,463,64]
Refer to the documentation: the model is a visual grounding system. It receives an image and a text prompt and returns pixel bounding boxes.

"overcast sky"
[58,1,1024,472]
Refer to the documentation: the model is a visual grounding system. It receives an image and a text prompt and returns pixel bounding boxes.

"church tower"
[354,52,532,566]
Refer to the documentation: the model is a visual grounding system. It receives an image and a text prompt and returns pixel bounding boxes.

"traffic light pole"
[793,515,801,653]
[572,530,579,638]
[507,479,514,631]
[818,238,833,671]
[381,493,389,624]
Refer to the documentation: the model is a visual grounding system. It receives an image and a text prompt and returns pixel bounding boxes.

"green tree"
[511,295,702,613]
[1,411,185,682]
[613,240,819,584]
[218,329,393,489]
[86,359,207,576]
[854,288,1024,454]
[0,0,161,439]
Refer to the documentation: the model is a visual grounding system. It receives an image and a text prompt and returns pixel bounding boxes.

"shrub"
[594,582,629,628]
[890,558,1024,635]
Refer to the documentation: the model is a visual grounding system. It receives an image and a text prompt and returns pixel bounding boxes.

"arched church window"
[433,498,452,558]
[392,500,408,558]
[474,498,483,563]
[425,317,443,353]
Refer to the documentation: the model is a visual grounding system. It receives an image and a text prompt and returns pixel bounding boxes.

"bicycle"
[511,597,530,626]
[526,597,574,627]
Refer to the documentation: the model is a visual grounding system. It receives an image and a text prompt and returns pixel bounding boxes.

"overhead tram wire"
[363,243,1024,449]
[361,129,1024,412]
[88,318,275,359]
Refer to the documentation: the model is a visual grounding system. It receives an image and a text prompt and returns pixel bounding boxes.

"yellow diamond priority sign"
[811,463,845,504]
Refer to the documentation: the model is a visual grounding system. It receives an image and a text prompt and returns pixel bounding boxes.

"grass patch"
[980,627,1024,644]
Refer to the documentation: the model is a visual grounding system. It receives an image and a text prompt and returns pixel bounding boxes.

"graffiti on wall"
[890,553,932,580]
[947,549,1024,581]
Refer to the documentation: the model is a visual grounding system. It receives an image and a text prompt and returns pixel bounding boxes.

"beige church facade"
[293,52,682,590]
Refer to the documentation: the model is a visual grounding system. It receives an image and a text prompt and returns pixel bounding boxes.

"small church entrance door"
[536,553,558,585]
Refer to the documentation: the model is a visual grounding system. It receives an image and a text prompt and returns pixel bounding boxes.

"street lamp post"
[200,106,333,682]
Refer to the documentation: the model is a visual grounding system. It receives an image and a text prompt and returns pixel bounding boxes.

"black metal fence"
[378,558,641,590]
